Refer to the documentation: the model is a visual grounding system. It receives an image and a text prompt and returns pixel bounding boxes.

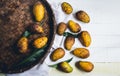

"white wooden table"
[47,0,120,76]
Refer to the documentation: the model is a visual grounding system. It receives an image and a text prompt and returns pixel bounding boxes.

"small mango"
[33,37,48,49]
[61,2,73,14]
[72,48,89,59]
[64,36,75,50]
[76,10,90,23]
[50,48,65,61]
[58,62,73,73]
[76,61,94,72]
[78,31,91,47]
[33,2,45,22]
[30,24,44,33]
[57,22,67,35]
[68,20,81,33]
[17,37,28,53]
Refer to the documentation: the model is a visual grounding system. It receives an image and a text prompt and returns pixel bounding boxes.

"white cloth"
[7,63,49,76]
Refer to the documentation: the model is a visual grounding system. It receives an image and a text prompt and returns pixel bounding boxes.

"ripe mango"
[61,2,73,14]
[76,61,94,72]
[50,48,65,61]
[76,10,90,23]
[57,22,67,35]
[33,2,45,22]
[68,20,81,33]
[64,36,75,50]
[78,31,91,47]
[33,37,48,49]
[72,48,89,59]
[58,62,73,73]
[17,37,28,53]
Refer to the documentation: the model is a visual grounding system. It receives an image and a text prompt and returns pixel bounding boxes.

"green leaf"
[63,32,78,38]
[17,49,44,66]
[23,31,31,37]
[13,45,47,67]
[65,57,73,63]
[48,57,73,68]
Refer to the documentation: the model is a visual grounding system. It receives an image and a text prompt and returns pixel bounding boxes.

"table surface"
[47,0,120,76]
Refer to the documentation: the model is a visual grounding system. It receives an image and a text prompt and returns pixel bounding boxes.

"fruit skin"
[78,31,91,47]
[76,10,90,23]
[57,22,67,35]
[68,20,81,33]
[50,48,65,61]
[72,48,89,59]
[33,37,48,49]
[17,37,28,54]
[33,2,45,22]
[58,62,73,73]
[76,61,94,72]
[30,24,44,33]
[61,2,73,14]
[64,36,75,50]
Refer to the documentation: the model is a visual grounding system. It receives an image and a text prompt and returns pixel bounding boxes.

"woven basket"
[0,0,56,73]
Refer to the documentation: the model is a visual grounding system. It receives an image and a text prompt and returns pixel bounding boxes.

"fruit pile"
[49,2,94,73]
[17,2,47,54]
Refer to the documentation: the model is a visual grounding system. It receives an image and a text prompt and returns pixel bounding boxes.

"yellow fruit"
[61,2,73,14]
[76,10,90,23]
[33,37,48,49]
[58,62,73,73]
[68,20,81,33]
[57,22,67,35]
[50,48,65,61]
[64,36,75,50]
[78,31,91,47]
[30,24,44,33]
[76,61,94,72]
[33,2,45,22]
[17,37,28,53]
[72,48,89,59]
